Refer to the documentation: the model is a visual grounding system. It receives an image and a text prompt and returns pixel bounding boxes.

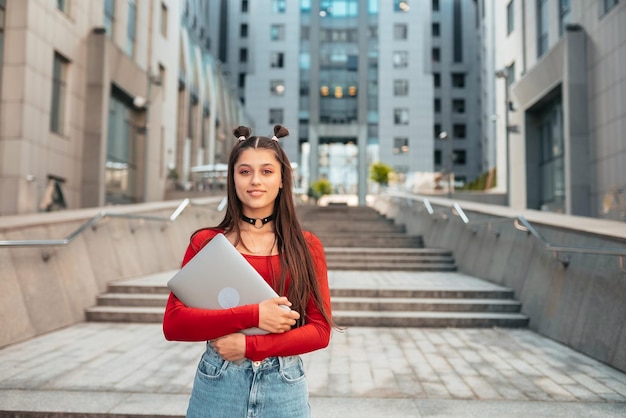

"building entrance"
[318,138,358,195]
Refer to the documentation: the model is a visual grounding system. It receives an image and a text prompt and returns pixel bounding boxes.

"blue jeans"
[186,343,310,418]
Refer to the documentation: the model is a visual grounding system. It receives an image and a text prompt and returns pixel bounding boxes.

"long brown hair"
[212,124,334,329]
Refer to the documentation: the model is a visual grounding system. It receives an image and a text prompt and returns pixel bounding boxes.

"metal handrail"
[0,197,227,249]
[389,193,626,272]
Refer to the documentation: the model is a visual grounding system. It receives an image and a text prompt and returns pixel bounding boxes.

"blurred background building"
[0,0,624,220]
[0,0,246,214]
[491,0,625,219]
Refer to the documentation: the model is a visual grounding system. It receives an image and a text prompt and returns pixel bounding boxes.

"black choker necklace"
[241,213,275,229]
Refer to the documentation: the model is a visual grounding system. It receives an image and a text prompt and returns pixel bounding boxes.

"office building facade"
[0,0,245,215]
[494,0,625,220]
[219,0,482,203]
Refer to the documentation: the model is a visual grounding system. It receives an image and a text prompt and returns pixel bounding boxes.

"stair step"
[85,306,164,323]
[331,297,522,312]
[107,283,171,295]
[324,248,452,255]
[316,239,424,248]
[327,262,457,271]
[86,306,529,328]
[333,311,530,328]
[96,293,168,307]
[330,288,515,299]
[325,256,456,264]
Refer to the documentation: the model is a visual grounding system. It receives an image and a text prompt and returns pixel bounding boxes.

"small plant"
[167,168,179,181]
[309,178,332,200]
[369,162,394,186]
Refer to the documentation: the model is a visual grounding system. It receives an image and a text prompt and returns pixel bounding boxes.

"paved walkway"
[1,271,626,417]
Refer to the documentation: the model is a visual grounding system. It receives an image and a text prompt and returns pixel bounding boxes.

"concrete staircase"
[85,205,529,328]
[298,205,456,272]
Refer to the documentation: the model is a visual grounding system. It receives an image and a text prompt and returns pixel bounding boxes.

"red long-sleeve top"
[162,228,332,361]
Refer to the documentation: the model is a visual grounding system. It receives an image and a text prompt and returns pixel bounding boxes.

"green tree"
[369,162,394,186]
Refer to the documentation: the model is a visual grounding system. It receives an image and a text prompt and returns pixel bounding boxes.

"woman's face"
[234,148,283,216]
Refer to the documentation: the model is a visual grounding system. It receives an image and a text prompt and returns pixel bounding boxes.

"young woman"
[163,125,334,418]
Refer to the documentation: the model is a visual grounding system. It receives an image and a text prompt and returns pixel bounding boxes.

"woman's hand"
[210,333,246,361]
[258,297,301,334]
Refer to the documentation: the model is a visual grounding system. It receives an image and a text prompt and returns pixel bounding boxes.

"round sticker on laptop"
[218,287,240,308]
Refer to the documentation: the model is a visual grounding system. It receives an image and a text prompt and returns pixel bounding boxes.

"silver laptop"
[167,233,279,335]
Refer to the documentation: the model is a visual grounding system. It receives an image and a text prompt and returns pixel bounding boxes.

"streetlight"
[495,68,511,206]
[438,131,453,199]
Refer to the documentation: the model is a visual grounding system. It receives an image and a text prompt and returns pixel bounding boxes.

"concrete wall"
[372,192,626,373]
[0,197,226,348]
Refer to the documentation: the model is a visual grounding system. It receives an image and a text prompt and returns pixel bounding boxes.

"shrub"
[369,162,394,186]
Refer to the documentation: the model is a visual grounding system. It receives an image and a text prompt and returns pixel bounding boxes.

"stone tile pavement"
[1,270,625,417]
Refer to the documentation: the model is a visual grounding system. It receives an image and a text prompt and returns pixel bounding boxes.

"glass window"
[269,108,284,124]
[452,99,465,113]
[271,24,285,41]
[393,51,408,68]
[270,52,284,68]
[394,79,409,96]
[57,0,70,15]
[506,63,515,86]
[432,48,440,63]
[453,150,466,165]
[106,93,138,204]
[599,0,618,16]
[50,52,69,135]
[559,0,570,35]
[433,73,441,88]
[507,1,514,35]
[432,0,439,12]
[434,150,442,165]
[453,124,466,139]
[320,0,358,16]
[238,73,245,88]
[452,73,465,88]
[537,0,548,57]
[272,0,286,13]
[394,108,409,125]
[270,80,285,95]
[240,23,248,38]
[239,48,248,63]
[453,0,462,62]
[539,102,565,210]
[394,0,409,12]
[104,0,115,38]
[432,22,440,37]
[160,3,168,37]
[434,98,441,113]
[434,124,441,138]
[394,24,408,40]
[241,0,248,13]
[393,137,409,154]
[126,0,136,57]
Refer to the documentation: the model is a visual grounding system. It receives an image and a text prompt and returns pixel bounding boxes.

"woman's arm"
[162,229,260,341]
[244,232,332,360]
[162,291,259,341]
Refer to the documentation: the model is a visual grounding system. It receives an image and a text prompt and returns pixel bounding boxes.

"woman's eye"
[239,170,249,175]
[263,169,273,174]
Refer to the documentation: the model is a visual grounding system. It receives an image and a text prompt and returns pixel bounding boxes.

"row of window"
[255,74,468,97]
[507,0,618,59]
[392,137,469,167]
[100,0,168,59]
[239,0,440,15]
